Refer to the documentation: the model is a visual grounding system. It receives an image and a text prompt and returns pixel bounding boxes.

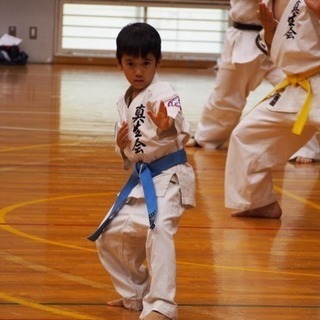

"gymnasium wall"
[0,0,55,63]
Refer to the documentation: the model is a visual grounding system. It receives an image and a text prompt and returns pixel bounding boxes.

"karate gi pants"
[195,54,284,149]
[96,180,184,320]
[225,99,318,210]
[289,134,320,161]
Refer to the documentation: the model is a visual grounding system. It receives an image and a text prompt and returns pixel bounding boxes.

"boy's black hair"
[116,22,162,64]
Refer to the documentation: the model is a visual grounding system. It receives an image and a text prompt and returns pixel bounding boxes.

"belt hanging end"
[291,126,303,136]
[149,211,156,230]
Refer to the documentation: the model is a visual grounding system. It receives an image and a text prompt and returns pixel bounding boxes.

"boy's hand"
[116,122,130,150]
[148,101,173,131]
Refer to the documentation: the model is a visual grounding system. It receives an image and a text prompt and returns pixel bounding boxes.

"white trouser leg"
[225,100,316,210]
[289,134,320,160]
[96,199,150,311]
[195,56,283,149]
[140,180,183,320]
[97,179,184,320]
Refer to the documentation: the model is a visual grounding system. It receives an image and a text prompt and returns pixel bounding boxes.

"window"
[56,1,229,61]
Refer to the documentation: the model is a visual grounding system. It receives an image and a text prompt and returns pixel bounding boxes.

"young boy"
[224,0,320,218]
[87,23,195,320]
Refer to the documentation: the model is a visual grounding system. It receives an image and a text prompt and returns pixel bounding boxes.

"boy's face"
[119,53,160,95]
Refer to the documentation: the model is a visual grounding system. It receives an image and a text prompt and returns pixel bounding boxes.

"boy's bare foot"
[107,298,142,311]
[141,311,171,320]
[231,201,282,219]
[107,298,124,307]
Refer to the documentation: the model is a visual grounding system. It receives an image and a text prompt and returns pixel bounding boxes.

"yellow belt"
[262,65,320,135]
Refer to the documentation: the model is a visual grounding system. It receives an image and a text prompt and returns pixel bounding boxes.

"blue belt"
[87,149,187,242]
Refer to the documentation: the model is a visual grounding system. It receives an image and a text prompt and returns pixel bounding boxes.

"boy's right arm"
[115,121,132,170]
[116,122,130,150]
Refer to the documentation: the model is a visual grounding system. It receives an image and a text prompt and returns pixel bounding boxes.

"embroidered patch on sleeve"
[166,95,182,110]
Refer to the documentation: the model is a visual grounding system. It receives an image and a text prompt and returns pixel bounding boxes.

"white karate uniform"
[194,0,320,158]
[96,74,195,320]
[225,0,320,210]
[194,0,284,149]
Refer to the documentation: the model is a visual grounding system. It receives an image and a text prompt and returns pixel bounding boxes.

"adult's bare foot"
[294,156,313,164]
[232,201,282,219]
[107,298,125,307]
[185,136,200,147]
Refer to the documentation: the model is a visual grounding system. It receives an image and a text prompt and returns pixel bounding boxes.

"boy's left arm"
[305,0,320,19]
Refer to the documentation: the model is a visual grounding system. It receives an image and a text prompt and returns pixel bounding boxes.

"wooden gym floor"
[0,64,319,320]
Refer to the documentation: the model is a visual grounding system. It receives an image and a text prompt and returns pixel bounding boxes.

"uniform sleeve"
[146,82,187,137]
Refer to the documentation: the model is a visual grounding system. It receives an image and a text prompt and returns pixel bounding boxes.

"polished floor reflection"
[0,64,319,320]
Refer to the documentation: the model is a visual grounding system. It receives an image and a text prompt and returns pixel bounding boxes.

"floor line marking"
[178,261,320,278]
[0,251,111,290]
[274,184,320,210]
[0,292,98,320]
[0,193,110,252]
[0,142,78,153]
[1,193,319,280]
